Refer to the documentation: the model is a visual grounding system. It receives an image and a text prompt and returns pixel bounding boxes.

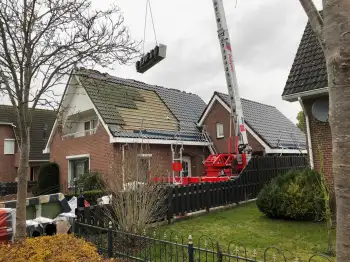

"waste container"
[0,208,16,244]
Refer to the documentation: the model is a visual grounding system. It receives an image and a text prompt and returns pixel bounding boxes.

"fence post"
[206,183,211,212]
[107,221,113,258]
[72,218,77,235]
[167,186,173,224]
[188,235,194,262]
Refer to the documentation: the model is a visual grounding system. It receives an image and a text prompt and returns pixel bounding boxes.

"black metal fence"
[74,221,331,262]
[0,181,37,197]
[76,156,308,225]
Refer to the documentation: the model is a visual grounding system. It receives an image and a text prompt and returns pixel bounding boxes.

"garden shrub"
[77,171,106,191]
[35,162,60,196]
[256,168,325,221]
[65,189,105,205]
[0,234,106,262]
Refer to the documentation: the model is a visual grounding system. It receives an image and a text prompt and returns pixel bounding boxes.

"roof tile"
[282,14,327,96]
[0,105,56,160]
[75,69,207,142]
[215,92,306,149]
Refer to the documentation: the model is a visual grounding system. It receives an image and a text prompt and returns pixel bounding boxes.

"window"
[30,166,40,181]
[67,155,90,187]
[4,139,15,154]
[216,123,224,138]
[84,119,98,135]
[84,121,90,131]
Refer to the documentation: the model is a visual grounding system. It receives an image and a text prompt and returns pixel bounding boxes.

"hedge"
[256,168,326,221]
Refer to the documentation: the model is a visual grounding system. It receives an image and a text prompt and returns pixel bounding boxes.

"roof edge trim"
[282,87,328,102]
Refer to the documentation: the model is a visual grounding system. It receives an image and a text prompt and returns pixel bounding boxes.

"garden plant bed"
[161,202,336,261]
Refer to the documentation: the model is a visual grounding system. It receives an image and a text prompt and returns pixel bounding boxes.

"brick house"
[43,68,211,190]
[0,105,56,182]
[281,17,333,186]
[198,92,307,156]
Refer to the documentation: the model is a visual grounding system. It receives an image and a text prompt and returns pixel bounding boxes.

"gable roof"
[74,68,208,142]
[0,105,56,160]
[200,92,307,150]
[282,13,327,100]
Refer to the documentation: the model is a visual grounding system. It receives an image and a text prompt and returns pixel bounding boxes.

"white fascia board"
[110,136,210,146]
[43,119,57,154]
[198,95,230,126]
[265,148,308,154]
[0,122,14,126]
[29,159,50,162]
[66,154,90,160]
[282,87,328,102]
[75,75,115,142]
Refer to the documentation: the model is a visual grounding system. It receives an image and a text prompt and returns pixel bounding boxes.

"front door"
[182,156,192,177]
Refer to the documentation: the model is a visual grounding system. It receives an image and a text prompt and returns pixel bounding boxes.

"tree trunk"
[323,1,350,261]
[14,129,30,241]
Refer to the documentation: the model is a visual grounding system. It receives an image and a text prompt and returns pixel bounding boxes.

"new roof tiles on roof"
[0,105,56,160]
[282,12,327,96]
[75,68,207,141]
[215,92,306,149]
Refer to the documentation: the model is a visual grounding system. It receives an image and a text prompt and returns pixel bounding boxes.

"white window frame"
[84,119,98,135]
[66,154,90,188]
[4,139,15,155]
[216,123,224,138]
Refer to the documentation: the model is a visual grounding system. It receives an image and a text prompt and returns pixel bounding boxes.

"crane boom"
[211,0,251,158]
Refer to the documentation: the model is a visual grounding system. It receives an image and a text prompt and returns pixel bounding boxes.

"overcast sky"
[93,0,322,124]
[2,0,323,124]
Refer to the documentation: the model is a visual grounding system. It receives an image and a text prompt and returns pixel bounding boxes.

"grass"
[160,202,336,261]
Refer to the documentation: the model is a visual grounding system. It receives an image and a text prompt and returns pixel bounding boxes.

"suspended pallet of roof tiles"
[136,44,167,73]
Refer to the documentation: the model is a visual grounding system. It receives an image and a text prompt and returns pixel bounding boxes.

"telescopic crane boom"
[211,0,252,165]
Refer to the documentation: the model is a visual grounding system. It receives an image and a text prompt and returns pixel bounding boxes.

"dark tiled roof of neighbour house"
[75,69,208,142]
[282,12,327,97]
[215,92,307,149]
[0,105,56,160]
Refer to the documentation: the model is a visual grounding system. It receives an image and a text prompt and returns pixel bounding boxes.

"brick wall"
[50,123,210,189]
[0,125,16,182]
[304,97,333,187]
[49,124,116,189]
[202,100,265,154]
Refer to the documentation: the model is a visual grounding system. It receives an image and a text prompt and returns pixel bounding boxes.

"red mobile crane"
[139,0,253,185]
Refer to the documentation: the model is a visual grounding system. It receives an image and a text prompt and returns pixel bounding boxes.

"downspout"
[298,97,314,169]
[122,144,128,190]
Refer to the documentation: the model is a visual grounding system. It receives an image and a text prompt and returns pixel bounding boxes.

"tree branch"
[298,0,325,50]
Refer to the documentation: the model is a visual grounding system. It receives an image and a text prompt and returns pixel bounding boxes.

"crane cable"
[142,0,158,55]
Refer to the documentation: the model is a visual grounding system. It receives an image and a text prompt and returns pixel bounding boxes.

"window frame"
[66,154,90,188]
[216,123,224,139]
[4,138,15,155]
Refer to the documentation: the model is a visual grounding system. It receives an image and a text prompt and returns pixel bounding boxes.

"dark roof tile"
[282,13,327,96]
[0,105,56,160]
[215,92,306,149]
[75,69,207,141]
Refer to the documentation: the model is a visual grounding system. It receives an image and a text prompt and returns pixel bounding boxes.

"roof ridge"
[0,104,56,112]
[215,91,276,108]
[76,67,198,97]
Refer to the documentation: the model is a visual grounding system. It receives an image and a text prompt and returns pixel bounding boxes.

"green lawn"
[160,202,336,261]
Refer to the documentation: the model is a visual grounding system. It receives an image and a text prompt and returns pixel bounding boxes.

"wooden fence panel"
[76,156,309,225]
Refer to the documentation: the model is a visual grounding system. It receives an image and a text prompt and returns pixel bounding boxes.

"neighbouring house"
[281,16,333,186]
[0,105,56,182]
[198,92,307,156]
[43,68,212,190]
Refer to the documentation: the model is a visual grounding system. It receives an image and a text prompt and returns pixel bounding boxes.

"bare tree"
[297,0,350,260]
[0,0,140,240]
[102,143,169,235]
